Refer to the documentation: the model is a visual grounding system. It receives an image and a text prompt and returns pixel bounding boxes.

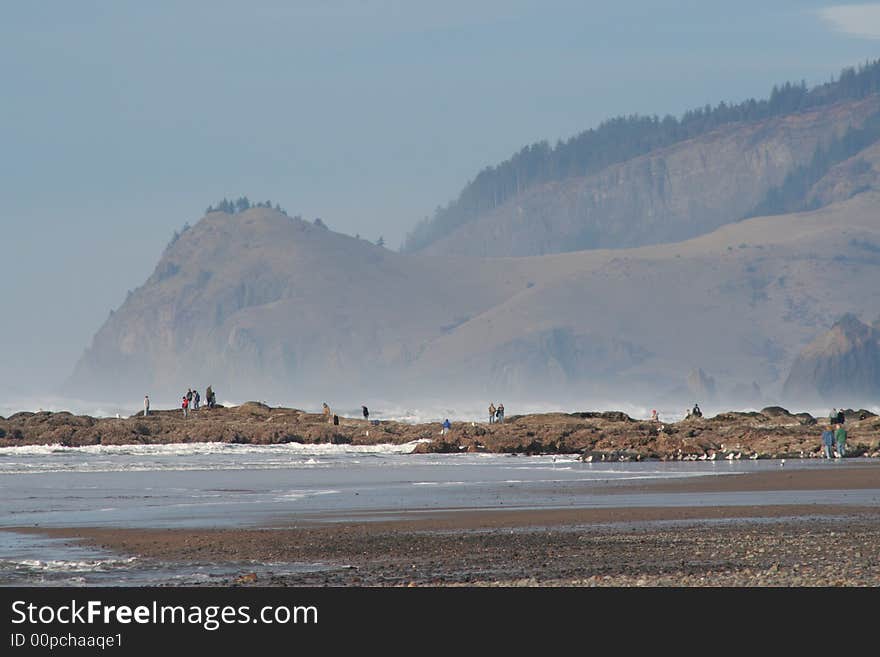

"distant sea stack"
[782,314,880,405]
[686,368,717,402]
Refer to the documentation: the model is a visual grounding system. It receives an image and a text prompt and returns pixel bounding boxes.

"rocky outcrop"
[782,314,880,405]
[806,142,880,208]
[2,403,879,460]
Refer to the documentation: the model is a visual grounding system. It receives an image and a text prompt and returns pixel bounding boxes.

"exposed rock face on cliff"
[782,314,880,405]
[417,97,880,257]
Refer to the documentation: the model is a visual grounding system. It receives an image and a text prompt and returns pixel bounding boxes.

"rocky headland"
[2,402,879,460]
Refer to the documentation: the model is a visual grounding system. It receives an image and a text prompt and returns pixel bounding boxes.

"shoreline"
[2,402,880,461]
[5,465,879,586]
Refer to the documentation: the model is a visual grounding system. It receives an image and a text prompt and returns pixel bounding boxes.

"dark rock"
[760,406,793,417]
[795,413,817,426]
[570,411,633,422]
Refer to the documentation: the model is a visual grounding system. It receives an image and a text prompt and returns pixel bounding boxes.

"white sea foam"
[0,439,432,474]
[275,489,340,501]
[0,439,429,457]
[8,557,137,573]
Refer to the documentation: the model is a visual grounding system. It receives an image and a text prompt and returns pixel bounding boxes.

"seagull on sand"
[583,454,593,462]
[749,452,759,460]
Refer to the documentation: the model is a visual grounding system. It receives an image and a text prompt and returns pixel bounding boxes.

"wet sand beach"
[7,464,880,586]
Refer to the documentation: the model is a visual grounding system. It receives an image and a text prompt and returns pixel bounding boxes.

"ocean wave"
[5,557,138,573]
[0,439,429,457]
[0,440,434,474]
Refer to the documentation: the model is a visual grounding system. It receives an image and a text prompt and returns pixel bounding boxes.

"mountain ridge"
[418,96,880,257]
[67,188,880,409]
[66,61,880,408]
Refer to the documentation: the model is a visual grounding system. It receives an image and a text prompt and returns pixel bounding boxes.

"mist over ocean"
[1,392,870,428]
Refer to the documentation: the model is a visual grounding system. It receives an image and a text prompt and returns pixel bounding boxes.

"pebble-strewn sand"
[9,465,880,587]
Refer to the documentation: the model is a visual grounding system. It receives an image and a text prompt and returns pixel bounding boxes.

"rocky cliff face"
[782,314,880,405]
[419,97,880,257]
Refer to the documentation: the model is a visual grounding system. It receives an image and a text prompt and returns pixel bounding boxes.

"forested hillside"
[403,59,880,253]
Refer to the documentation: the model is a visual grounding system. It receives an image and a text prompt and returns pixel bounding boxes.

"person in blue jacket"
[821,425,835,459]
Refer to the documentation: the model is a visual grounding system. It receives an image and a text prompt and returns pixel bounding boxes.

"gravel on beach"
[10,465,880,587]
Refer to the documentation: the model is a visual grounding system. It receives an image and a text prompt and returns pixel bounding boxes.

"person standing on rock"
[144,395,150,417]
[488,403,496,424]
[821,425,835,459]
[835,423,847,458]
[497,403,505,423]
[323,403,331,423]
[186,388,193,408]
[182,394,189,418]
[205,385,214,409]
[193,389,200,410]
[441,418,451,435]
[362,405,369,421]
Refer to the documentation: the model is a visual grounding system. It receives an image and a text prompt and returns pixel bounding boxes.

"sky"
[2,0,880,400]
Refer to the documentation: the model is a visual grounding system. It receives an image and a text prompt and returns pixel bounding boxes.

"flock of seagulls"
[580,448,775,462]
[581,453,643,463]
[580,449,824,463]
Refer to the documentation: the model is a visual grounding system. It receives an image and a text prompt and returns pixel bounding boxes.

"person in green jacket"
[834,424,847,458]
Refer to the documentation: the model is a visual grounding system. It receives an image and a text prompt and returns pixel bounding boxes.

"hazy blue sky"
[2,0,879,398]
